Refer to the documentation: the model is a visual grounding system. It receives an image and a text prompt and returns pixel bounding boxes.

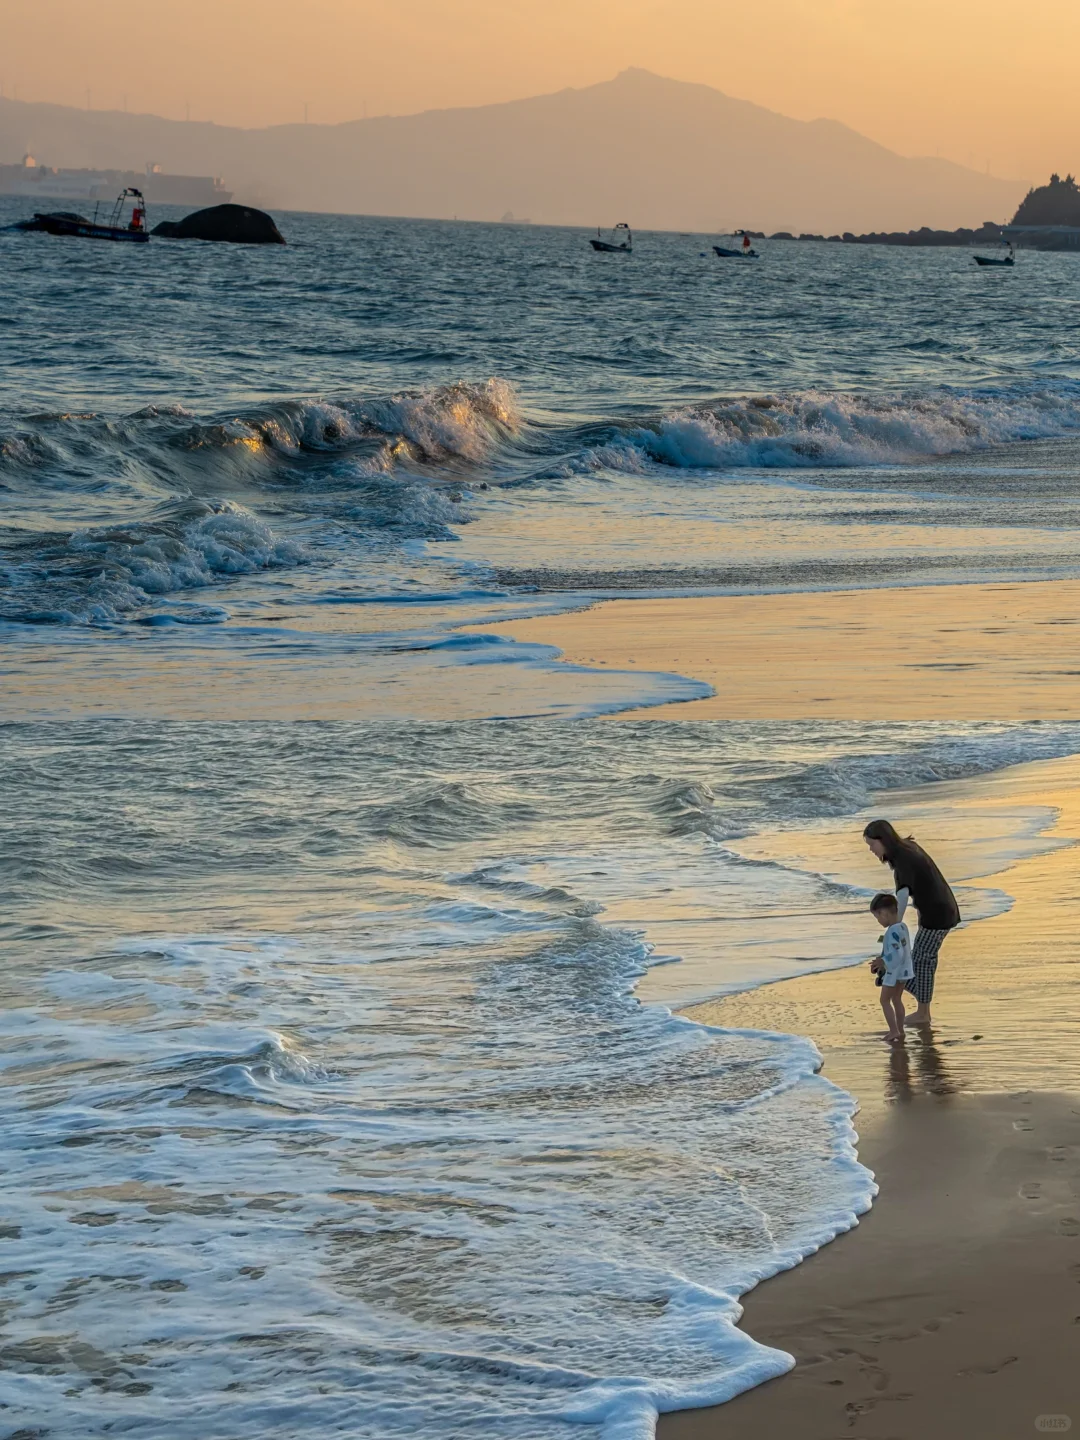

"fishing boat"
[590,222,632,253]
[974,245,1015,267]
[714,231,758,259]
[18,188,150,243]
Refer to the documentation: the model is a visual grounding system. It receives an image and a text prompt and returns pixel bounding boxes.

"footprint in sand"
[1020,1181,1043,1200]
[844,1392,913,1419]
[1013,1119,1035,1132]
[958,1355,1019,1377]
[1059,1217,1080,1237]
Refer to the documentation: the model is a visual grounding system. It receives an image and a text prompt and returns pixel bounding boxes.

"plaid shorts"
[905,926,951,1004]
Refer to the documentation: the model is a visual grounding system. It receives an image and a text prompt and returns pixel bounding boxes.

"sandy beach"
[657,752,1080,1436]
[477,577,1080,719]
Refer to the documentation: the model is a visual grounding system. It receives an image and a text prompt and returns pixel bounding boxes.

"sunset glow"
[2,0,1077,182]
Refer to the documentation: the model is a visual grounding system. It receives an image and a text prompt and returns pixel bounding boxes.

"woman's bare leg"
[906,928,946,1026]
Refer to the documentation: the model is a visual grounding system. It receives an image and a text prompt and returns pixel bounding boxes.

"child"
[869,892,914,1043]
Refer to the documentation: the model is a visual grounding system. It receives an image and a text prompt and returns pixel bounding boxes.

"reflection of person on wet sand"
[863,819,960,1026]
[885,1026,959,1102]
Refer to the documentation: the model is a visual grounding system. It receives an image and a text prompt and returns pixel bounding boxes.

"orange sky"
[2,0,1076,183]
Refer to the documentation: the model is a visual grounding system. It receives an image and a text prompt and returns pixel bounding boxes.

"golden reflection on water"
[481,578,1080,720]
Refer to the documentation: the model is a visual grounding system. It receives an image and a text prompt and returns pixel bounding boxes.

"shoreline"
[474,576,1080,719]
[658,750,1080,1436]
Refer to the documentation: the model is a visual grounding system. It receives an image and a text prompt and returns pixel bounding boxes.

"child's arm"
[870,936,885,974]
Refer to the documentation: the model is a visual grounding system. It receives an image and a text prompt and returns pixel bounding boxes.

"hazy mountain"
[0,69,1023,233]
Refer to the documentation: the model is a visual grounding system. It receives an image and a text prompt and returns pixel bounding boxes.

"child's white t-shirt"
[881,920,914,983]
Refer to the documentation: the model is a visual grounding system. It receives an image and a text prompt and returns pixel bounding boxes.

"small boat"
[18,188,150,244]
[714,232,758,258]
[590,222,632,253]
[974,243,1015,267]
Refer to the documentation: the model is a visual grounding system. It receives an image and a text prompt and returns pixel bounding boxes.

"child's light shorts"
[882,966,914,989]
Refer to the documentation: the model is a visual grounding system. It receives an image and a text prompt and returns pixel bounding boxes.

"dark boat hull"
[27,213,150,243]
[590,239,631,252]
[714,245,758,258]
[974,255,1014,266]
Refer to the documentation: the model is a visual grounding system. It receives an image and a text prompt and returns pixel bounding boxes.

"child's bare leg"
[889,988,907,1041]
[880,985,901,1041]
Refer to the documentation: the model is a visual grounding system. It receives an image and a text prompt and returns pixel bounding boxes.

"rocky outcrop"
[770,176,1080,249]
[152,204,285,244]
[849,221,1002,247]
[1011,174,1080,228]
[772,221,1004,247]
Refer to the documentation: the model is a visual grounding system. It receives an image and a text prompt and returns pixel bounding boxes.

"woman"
[863,819,960,1026]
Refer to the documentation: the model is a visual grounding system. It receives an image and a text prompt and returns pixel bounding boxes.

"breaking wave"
[8,377,1080,630]
[629,384,1080,470]
[0,380,520,498]
[0,382,520,626]
[9,381,1080,502]
[0,499,302,626]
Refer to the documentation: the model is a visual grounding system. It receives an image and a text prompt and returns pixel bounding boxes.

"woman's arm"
[895,887,910,921]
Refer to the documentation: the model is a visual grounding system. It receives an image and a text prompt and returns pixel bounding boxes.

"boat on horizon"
[974,241,1015,267]
[590,222,632,253]
[16,187,151,244]
[714,231,759,258]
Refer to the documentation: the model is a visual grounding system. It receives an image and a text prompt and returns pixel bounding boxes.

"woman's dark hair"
[863,818,914,862]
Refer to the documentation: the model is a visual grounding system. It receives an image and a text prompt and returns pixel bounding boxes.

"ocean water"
[3,206,1080,1436]
[4,205,1080,715]
[4,717,1080,1440]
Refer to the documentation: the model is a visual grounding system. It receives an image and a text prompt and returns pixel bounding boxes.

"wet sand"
[476,577,1080,718]
[658,752,1080,1437]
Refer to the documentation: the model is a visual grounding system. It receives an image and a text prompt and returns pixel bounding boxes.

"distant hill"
[0,70,1024,234]
[1012,173,1080,227]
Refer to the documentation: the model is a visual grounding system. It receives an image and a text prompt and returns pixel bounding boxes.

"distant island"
[1011,173,1080,228]
[774,175,1080,251]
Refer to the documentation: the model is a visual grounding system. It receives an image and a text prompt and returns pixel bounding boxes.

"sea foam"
[632,384,1080,470]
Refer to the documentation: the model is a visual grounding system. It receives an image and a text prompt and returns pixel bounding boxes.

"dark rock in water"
[152,204,285,245]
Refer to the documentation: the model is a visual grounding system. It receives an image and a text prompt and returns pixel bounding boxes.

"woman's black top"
[890,841,960,930]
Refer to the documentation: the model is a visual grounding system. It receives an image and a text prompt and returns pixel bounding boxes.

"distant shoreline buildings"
[0,154,231,206]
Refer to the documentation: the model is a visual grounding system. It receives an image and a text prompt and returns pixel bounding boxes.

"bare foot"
[904,1011,932,1026]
